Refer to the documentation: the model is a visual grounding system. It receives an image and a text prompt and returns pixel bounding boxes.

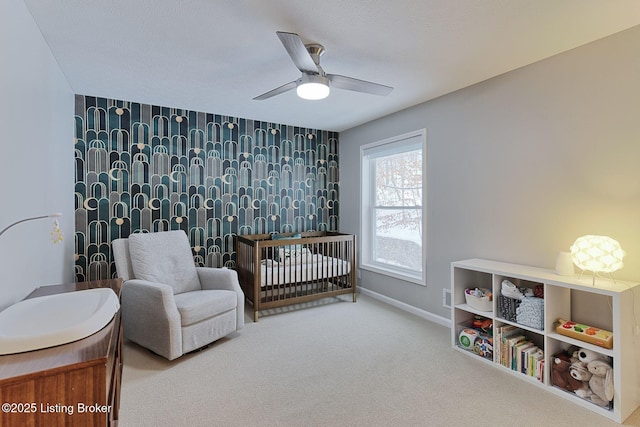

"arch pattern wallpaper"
[74,95,340,281]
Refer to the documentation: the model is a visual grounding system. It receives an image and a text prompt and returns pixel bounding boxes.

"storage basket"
[550,348,613,410]
[499,295,544,330]
[516,296,544,330]
[464,288,492,312]
[498,294,520,322]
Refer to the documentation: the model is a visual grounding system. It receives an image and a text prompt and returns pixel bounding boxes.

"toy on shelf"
[551,349,584,392]
[458,317,493,360]
[555,319,613,349]
[570,360,595,401]
[472,316,492,333]
[553,346,614,409]
[587,359,614,407]
[474,335,493,359]
[458,328,479,350]
[576,347,614,407]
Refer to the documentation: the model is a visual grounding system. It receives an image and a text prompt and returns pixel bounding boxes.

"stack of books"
[495,324,544,381]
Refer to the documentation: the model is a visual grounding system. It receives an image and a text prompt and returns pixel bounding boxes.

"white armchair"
[112,230,244,360]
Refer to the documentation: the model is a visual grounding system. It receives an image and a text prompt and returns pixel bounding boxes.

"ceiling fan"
[254,31,393,101]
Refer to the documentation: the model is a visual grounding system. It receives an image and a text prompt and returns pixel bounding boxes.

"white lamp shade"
[569,235,625,273]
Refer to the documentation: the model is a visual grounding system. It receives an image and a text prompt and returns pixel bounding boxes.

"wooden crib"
[236,231,357,321]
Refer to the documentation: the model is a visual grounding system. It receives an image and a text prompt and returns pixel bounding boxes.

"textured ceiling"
[23,0,640,131]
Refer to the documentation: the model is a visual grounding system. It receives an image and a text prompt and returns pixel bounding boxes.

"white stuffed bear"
[577,348,612,365]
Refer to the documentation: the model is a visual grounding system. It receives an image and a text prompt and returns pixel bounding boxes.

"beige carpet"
[119,294,640,426]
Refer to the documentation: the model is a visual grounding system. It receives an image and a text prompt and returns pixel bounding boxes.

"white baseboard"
[358,287,451,328]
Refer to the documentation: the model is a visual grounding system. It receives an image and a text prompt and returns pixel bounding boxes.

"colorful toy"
[474,336,493,359]
[458,317,493,360]
[556,318,613,349]
[459,328,478,350]
[472,316,492,333]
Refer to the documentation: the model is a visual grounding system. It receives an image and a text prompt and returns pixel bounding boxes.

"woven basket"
[498,294,520,322]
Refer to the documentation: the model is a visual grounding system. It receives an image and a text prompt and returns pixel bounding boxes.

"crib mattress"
[260,254,351,287]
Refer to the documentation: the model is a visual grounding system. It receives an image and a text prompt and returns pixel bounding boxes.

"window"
[360,129,426,284]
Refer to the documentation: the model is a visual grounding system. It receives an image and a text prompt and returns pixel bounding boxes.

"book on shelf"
[533,348,544,381]
[505,334,526,368]
[515,341,535,372]
[537,357,545,382]
[523,345,543,378]
[495,324,544,381]
[496,325,519,367]
[523,346,538,375]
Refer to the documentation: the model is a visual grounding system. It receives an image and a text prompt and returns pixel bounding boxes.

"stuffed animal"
[551,352,584,392]
[569,361,593,399]
[577,348,612,366]
[587,359,614,407]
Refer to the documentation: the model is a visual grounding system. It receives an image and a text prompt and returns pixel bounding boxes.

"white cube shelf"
[451,258,640,423]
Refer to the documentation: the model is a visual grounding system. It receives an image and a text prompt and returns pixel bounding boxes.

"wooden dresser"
[0,279,123,426]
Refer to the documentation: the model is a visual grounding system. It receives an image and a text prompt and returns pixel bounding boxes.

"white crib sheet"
[260,254,351,287]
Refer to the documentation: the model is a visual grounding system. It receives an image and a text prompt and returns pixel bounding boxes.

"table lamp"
[569,235,625,285]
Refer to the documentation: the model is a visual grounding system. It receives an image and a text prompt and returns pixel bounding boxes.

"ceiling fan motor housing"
[305,43,325,65]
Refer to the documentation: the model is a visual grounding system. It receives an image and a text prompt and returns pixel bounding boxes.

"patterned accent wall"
[74,95,340,282]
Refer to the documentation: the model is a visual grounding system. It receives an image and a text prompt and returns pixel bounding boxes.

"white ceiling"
[24,0,640,132]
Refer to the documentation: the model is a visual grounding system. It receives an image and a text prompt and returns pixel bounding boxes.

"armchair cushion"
[174,290,237,326]
[128,230,200,294]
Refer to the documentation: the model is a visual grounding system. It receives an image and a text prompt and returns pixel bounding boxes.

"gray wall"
[0,0,75,309]
[340,25,640,320]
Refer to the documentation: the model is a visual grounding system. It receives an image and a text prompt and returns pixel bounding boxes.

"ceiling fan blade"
[327,74,393,96]
[276,31,319,74]
[253,81,297,100]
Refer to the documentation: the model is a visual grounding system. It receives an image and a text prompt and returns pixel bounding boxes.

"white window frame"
[360,129,427,285]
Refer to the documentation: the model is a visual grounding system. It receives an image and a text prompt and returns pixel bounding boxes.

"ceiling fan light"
[297,82,330,100]
[296,75,330,100]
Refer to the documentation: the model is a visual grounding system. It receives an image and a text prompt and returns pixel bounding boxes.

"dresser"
[0,279,123,426]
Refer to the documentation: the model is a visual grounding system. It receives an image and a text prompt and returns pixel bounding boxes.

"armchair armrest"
[196,267,238,291]
[121,279,183,360]
[196,267,245,330]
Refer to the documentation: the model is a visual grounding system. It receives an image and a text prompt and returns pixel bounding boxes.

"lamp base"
[576,270,616,287]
